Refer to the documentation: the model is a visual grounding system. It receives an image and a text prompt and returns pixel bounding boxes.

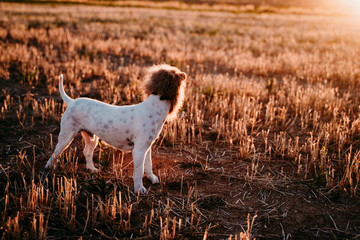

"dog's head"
[143,64,187,120]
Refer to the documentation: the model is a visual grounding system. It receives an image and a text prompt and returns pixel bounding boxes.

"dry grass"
[1,1,360,239]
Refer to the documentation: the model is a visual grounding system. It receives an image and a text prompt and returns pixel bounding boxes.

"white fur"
[45,74,172,194]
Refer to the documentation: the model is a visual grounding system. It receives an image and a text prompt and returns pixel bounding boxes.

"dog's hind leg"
[81,131,99,172]
[144,148,159,184]
[45,126,76,169]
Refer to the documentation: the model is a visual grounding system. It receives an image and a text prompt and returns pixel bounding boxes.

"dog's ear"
[178,72,187,81]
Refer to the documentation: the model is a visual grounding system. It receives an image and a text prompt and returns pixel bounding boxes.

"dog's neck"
[141,94,171,120]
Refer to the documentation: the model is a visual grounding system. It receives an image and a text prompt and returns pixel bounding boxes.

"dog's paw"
[149,175,159,184]
[86,165,99,173]
[135,185,148,195]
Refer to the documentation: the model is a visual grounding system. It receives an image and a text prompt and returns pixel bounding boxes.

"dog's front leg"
[132,147,149,194]
[144,148,159,184]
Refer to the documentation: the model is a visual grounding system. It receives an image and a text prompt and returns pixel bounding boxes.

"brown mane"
[142,64,187,120]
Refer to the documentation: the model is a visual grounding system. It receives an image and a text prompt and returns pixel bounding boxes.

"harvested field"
[0,1,360,239]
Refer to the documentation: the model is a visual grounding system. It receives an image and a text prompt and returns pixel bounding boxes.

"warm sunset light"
[1,0,360,239]
[336,0,360,15]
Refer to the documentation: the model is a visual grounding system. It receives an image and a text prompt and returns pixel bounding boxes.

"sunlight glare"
[342,0,360,15]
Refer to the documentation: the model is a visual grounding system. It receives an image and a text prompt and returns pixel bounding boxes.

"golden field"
[0,1,360,239]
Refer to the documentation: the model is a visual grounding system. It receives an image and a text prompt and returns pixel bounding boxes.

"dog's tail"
[59,74,73,105]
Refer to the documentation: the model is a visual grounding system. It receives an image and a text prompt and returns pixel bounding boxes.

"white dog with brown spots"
[45,64,187,194]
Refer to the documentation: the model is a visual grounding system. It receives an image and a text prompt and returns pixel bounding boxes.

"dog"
[45,64,187,194]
